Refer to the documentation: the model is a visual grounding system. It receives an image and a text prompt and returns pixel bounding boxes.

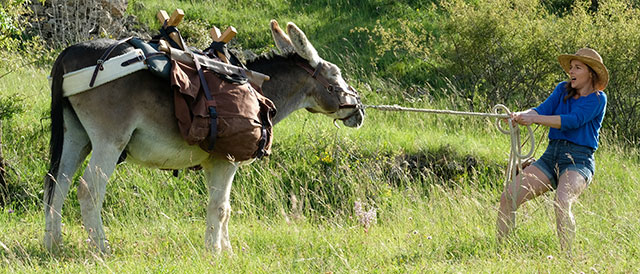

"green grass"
[2,176,639,272]
[2,60,639,272]
[2,0,640,272]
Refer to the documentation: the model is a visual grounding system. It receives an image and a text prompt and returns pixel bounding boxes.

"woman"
[496,48,608,252]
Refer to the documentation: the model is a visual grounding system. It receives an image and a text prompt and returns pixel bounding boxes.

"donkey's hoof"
[44,233,63,253]
[86,238,112,256]
[44,239,63,253]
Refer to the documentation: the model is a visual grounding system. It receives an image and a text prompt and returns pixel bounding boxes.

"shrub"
[439,0,640,144]
[555,0,640,145]
[353,0,640,144]
[0,1,27,53]
[0,1,55,66]
[433,0,565,109]
[0,96,23,120]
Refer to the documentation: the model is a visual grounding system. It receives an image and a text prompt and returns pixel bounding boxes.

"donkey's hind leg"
[44,108,90,251]
[76,141,127,254]
[202,157,238,254]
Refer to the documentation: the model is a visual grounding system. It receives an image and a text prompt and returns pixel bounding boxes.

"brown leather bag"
[170,60,276,161]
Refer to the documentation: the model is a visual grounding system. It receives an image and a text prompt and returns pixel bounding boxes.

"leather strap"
[203,42,249,84]
[192,52,218,150]
[159,22,184,50]
[296,61,361,111]
[120,54,145,67]
[90,36,133,87]
[252,87,271,159]
[297,61,331,88]
[149,23,184,49]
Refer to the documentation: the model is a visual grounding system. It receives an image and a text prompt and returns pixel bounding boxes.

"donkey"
[44,20,364,254]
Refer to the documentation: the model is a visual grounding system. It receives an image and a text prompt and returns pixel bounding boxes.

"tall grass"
[2,60,638,272]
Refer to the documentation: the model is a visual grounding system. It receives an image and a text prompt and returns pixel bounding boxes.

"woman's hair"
[564,65,599,101]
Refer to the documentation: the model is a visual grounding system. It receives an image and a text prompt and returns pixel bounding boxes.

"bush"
[559,0,640,145]
[439,0,640,144]
[353,0,640,145]
[0,96,23,120]
[0,95,24,206]
[433,0,565,109]
[0,1,55,66]
[0,1,27,53]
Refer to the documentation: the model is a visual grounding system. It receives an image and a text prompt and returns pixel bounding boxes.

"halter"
[296,61,362,111]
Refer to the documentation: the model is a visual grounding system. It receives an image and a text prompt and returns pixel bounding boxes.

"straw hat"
[558,48,609,91]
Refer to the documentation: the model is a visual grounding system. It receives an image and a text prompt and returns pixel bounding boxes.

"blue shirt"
[533,81,607,150]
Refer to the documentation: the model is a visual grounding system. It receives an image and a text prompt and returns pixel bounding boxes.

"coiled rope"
[362,104,535,210]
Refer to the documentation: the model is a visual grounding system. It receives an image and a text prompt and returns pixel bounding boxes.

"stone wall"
[27,0,150,46]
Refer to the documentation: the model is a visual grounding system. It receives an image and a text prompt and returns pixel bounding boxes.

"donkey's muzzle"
[340,107,364,128]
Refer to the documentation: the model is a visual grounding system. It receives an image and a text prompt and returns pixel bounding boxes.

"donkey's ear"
[270,20,294,54]
[286,22,322,67]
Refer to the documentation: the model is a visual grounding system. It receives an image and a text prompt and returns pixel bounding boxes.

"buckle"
[97,59,105,70]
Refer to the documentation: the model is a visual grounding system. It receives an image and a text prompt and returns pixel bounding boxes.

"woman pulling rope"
[496,48,608,254]
[365,47,608,255]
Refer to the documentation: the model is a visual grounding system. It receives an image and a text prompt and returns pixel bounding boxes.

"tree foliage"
[353,0,640,145]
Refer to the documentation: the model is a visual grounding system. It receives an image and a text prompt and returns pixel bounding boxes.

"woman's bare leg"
[497,165,553,240]
[554,170,587,253]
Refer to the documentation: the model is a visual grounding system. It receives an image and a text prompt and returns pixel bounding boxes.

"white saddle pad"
[59,49,147,97]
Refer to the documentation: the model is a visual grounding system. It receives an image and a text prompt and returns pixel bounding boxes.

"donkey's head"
[270,20,364,128]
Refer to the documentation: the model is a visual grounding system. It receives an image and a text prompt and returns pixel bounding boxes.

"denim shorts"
[531,139,596,189]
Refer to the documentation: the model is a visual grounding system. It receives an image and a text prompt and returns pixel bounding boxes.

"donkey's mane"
[245,50,309,73]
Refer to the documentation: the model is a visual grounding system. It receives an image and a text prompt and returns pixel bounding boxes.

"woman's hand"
[512,112,537,126]
[508,109,560,128]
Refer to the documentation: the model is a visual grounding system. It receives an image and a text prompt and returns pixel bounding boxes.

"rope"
[362,104,535,211]
[363,104,510,119]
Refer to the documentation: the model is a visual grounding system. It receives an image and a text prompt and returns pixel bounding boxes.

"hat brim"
[558,54,609,91]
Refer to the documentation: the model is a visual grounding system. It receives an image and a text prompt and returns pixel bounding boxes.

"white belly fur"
[124,129,210,169]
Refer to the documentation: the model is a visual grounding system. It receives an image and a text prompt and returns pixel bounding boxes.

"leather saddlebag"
[170,60,276,161]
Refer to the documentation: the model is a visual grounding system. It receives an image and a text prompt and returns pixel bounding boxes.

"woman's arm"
[512,109,561,129]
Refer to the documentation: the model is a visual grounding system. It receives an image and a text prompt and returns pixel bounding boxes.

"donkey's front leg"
[77,145,121,254]
[202,157,238,254]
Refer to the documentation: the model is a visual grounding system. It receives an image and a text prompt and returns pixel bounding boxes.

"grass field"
[2,57,639,273]
[1,0,640,272]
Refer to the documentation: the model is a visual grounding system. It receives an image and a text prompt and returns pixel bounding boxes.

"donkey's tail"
[45,48,70,206]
